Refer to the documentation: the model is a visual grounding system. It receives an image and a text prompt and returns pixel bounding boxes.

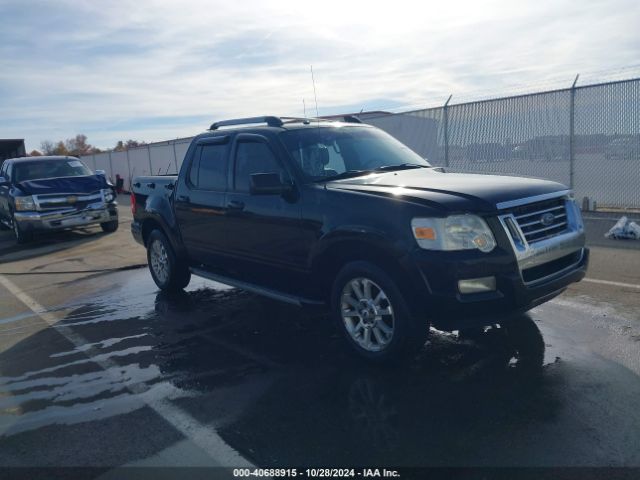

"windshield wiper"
[313,164,430,182]
[373,163,430,172]
[313,170,374,182]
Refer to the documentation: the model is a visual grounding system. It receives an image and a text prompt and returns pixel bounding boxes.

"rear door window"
[189,143,229,191]
[188,147,202,187]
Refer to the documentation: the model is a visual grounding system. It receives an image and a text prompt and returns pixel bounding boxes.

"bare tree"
[65,134,93,156]
[52,141,69,156]
[114,139,146,152]
[29,150,42,156]
[40,140,55,155]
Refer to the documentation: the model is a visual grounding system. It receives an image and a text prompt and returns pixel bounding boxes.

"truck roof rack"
[209,116,284,130]
[280,115,363,125]
[208,114,363,131]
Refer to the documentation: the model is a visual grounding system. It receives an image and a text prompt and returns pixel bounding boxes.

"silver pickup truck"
[0,155,119,243]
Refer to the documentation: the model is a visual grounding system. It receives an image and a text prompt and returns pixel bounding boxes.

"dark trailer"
[0,139,26,163]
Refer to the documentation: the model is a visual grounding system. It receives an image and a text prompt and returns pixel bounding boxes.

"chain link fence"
[366,77,640,210]
[82,77,640,209]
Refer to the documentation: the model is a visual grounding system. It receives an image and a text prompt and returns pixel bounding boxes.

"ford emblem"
[67,195,78,204]
[540,212,555,226]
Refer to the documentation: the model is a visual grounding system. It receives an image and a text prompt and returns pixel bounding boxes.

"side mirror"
[250,173,292,195]
[430,166,446,173]
[0,176,9,187]
[95,169,106,177]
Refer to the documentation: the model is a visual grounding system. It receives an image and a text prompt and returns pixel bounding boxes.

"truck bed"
[132,175,177,202]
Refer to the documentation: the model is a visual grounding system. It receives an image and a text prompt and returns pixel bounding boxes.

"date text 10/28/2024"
[233,469,400,478]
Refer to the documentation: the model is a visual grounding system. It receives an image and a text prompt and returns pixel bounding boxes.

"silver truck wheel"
[147,229,191,291]
[12,215,32,244]
[150,238,170,284]
[341,277,395,352]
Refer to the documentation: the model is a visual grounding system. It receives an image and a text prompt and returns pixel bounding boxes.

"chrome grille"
[34,191,103,211]
[508,197,569,244]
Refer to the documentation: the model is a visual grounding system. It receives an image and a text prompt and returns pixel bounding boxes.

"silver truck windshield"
[14,159,93,183]
[279,126,430,181]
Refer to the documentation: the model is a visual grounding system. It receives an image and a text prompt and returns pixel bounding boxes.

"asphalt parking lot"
[1,196,640,471]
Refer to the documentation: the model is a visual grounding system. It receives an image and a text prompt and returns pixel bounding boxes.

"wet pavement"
[1,268,640,469]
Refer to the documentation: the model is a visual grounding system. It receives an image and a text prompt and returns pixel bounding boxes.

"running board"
[190,267,325,307]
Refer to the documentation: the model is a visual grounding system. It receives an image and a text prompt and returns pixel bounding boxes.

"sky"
[1,0,639,152]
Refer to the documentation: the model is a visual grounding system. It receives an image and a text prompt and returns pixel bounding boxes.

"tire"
[100,219,119,233]
[12,215,33,244]
[147,229,191,291]
[458,326,487,341]
[501,316,545,372]
[331,261,429,363]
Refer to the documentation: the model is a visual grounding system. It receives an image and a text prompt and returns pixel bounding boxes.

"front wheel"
[331,261,429,363]
[12,215,33,244]
[100,219,119,232]
[147,229,191,291]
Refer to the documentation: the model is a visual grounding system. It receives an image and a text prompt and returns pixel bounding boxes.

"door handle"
[146,182,156,189]
[227,200,245,210]
[177,195,190,203]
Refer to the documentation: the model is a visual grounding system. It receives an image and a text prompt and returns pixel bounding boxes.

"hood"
[17,175,107,195]
[326,169,568,212]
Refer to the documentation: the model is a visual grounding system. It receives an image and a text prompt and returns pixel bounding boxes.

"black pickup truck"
[131,116,588,362]
[0,156,119,243]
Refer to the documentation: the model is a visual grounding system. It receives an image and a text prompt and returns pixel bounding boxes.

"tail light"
[130,192,136,215]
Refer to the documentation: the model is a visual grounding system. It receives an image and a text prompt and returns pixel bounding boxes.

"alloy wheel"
[150,239,170,283]
[341,277,395,352]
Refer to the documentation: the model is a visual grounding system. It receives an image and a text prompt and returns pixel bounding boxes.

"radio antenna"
[303,98,307,117]
[310,65,319,120]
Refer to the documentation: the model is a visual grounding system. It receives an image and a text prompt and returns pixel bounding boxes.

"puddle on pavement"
[0,268,581,466]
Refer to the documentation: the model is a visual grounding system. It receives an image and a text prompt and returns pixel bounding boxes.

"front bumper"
[14,203,118,232]
[406,244,589,331]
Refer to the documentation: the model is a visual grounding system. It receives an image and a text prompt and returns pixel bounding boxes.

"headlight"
[566,195,584,231]
[412,215,496,253]
[102,188,114,202]
[14,196,36,211]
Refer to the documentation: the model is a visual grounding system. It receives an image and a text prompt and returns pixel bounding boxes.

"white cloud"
[1,0,639,150]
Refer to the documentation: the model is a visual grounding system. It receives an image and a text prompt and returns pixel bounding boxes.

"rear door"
[174,136,231,267]
[223,133,306,291]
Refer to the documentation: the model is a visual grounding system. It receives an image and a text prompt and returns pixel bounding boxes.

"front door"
[223,133,306,292]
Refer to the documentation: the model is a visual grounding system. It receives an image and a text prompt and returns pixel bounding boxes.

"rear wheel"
[147,229,191,291]
[12,215,33,244]
[331,261,429,363]
[100,219,119,233]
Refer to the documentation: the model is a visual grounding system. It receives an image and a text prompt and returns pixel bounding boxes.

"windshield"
[13,159,93,183]
[279,126,430,181]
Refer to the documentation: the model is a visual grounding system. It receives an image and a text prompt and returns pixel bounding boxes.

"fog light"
[458,276,496,294]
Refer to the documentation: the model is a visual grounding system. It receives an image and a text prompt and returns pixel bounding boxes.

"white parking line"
[583,277,640,290]
[0,274,253,468]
